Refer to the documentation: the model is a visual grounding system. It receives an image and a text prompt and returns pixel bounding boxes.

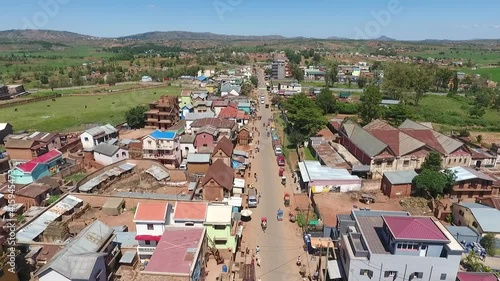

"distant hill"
[0,29,100,42]
[119,31,286,41]
[375,35,396,41]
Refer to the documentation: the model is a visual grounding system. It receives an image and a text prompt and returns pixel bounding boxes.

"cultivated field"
[0,86,180,132]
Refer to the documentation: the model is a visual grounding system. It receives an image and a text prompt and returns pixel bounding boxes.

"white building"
[141,76,153,82]
[142,130,182,168]
[93,143,129,166]
[80,124,117,150]
[133,202,172,261]
[280,83,302,93]
[172,201,207,227]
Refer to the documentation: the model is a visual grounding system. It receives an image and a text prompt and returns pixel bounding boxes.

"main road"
[248,69,306,281]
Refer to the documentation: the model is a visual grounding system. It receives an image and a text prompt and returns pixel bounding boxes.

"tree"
[240,82,253,96]
[462,251,493,272]
[357,76,367,89]
[476,134,483,144]
[125,105,148,129]
[480,233,497,257]
[421,151,443,171]
[413,170,449,197]
[324,63,338,87]
[284,94,327,143]
[290,63,304,82]
[250,75,258,87]
[312,53,321,65]
[383,104,412,126]
[40,75,49,84]
[315,88,336,114]
[382,63,412,99]
[358,86,382,125]
[469,105,485,118]
[410,65,434,105]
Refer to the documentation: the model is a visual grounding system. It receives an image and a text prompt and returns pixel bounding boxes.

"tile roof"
[17,150,62,173]
[173,202,208,221]
[383,170,417,185]
[341,121,387,157]
[196,125,219,136]
[200,159,234,191]
[149,130,176,140]
[383,216,449,241]
[134,202,169,222]
[456,272,498,281]
[399,119,464,155]
[213,100,229,107]
[218,105,239,118]
[93,143,120,157]
[144,227,205,275]
[212,136,233,157]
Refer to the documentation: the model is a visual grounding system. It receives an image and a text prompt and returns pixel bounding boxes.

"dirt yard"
[471,131,500,146]
[68,207,136,234]
[119,128,155,140]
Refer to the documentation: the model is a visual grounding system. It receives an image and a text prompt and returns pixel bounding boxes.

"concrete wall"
[205,224,236,250]
[94,149,129,166]
[136,222,166,236]
[188,162,209,175]
[451,204,485,234]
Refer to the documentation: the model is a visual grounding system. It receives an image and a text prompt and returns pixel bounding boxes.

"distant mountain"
[375,35,396,41]
[0,29,100,42]
[119,31,286,41]
[326,36,349,40]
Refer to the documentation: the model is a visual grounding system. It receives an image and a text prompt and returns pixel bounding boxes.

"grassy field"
[412,95,500,131]
[0,86,181,132]
[402,48,500,65]
[461,67,500,82]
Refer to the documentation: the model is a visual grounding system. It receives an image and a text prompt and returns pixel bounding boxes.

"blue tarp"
[196,75,207,81]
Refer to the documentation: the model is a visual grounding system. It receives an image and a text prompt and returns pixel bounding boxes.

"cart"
[279,167,284,177]
[277,209,284,221]
[289,211,296,223]
[284,193,290,207]
[261,217,267,232]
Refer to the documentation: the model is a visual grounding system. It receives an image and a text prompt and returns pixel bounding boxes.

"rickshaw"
[284,193,290,207]
[277,209,284,221]
[261,217,267,232]
[281,176,286,185]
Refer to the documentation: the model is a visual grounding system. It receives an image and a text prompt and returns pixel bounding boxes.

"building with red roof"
[143,227,206,280]
[133,202,172,261]
[456,272,498,281]
[173,201,208,226]
[10,150,63,185]
[337,210,464,281]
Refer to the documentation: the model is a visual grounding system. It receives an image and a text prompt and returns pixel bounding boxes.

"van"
[274,146,282,155]
[179,159,187,170]
[248,189,258,208]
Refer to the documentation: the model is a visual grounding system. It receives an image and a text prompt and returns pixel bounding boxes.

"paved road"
[249,69,305,281]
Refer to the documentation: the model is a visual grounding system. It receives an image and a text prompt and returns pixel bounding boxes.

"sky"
[1,0,500,40]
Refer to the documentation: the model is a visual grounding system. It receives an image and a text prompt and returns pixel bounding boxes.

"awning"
[327,260,342,279]
[135,235,162,241]
[310,237,333,249]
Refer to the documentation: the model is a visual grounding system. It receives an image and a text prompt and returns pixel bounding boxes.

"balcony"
[137,246,156,255]
[143,153,177,160]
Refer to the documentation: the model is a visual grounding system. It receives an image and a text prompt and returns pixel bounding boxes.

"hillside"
[118,31,286,41]
[0,29,101,42]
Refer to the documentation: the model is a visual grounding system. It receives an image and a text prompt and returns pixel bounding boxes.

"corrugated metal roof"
[113,231,138,248]
[36,220,113,279]
[119,163,136,172]
[383,170,417,185]
[112,192,191,201]
[342,121,387,157]
[145,166,170,181]
[184,112,216,121]
[187,153,210,163]
[93,143,120,157]
[299,161,360,182]
[17,195,83,242]
[448,166,496,182]
[119,251,137,264]
[459,203,500,233]
[150,130,176,140]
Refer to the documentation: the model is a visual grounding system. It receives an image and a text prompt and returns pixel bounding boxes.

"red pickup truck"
[276,154,285,166]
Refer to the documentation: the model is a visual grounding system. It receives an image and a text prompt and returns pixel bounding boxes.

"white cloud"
[489,25,500,29]
[146,4,156,9]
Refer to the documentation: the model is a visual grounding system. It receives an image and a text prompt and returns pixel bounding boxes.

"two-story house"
[212,136,233,167]
[179,89,193,108]
[133,202,172,261]
[204,203,236,251]
[200,159,234,201]
[191,118,237,141]
[10,150,63,184]
[194,125,219,149]
[451,202,500,237]
[145,96,180,130]
[447,166,498,200]
[5,132,62,165]
[218,104,250,128]
[338,210,463,281]
[80,124,118,150]
[142,130,181,168]
[184,112,216,133]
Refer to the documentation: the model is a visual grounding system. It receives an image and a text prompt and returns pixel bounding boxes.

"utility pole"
[323,241,330,281]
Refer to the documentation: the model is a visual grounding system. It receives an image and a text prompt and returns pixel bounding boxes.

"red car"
[276,154,285,166]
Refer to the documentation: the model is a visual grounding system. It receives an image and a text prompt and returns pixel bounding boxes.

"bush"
[336,102,358,114]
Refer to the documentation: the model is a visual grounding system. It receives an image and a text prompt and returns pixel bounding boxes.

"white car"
[261,100,265,104]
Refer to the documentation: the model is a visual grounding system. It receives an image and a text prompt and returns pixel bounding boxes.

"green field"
[461,67,500,82]
[413,95,500,131]
[0,86,181,132]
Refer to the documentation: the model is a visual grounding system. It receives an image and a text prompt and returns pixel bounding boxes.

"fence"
[53,162,84,180]
[0,94,62,109]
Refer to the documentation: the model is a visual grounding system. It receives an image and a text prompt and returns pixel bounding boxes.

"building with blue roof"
[142,130,181,168]
[452,202,500,235]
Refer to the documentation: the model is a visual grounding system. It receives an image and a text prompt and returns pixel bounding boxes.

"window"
[214,238,227,245]
[116,154,119,158]
[472,221,479,228]
[410,272,423,279]
[384,271,397,278]
[185,222,194,226]
[459,210,464,216]
[144,240,151,245]
[147,224,154,230]
[387,160,393,167]
[403,160,410,167]
[214,225,226,230]
[84,137,89,142]
[122,151,127,156]
[440,273,447,280]
[360,269,373,278]
[148,140,152,145]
